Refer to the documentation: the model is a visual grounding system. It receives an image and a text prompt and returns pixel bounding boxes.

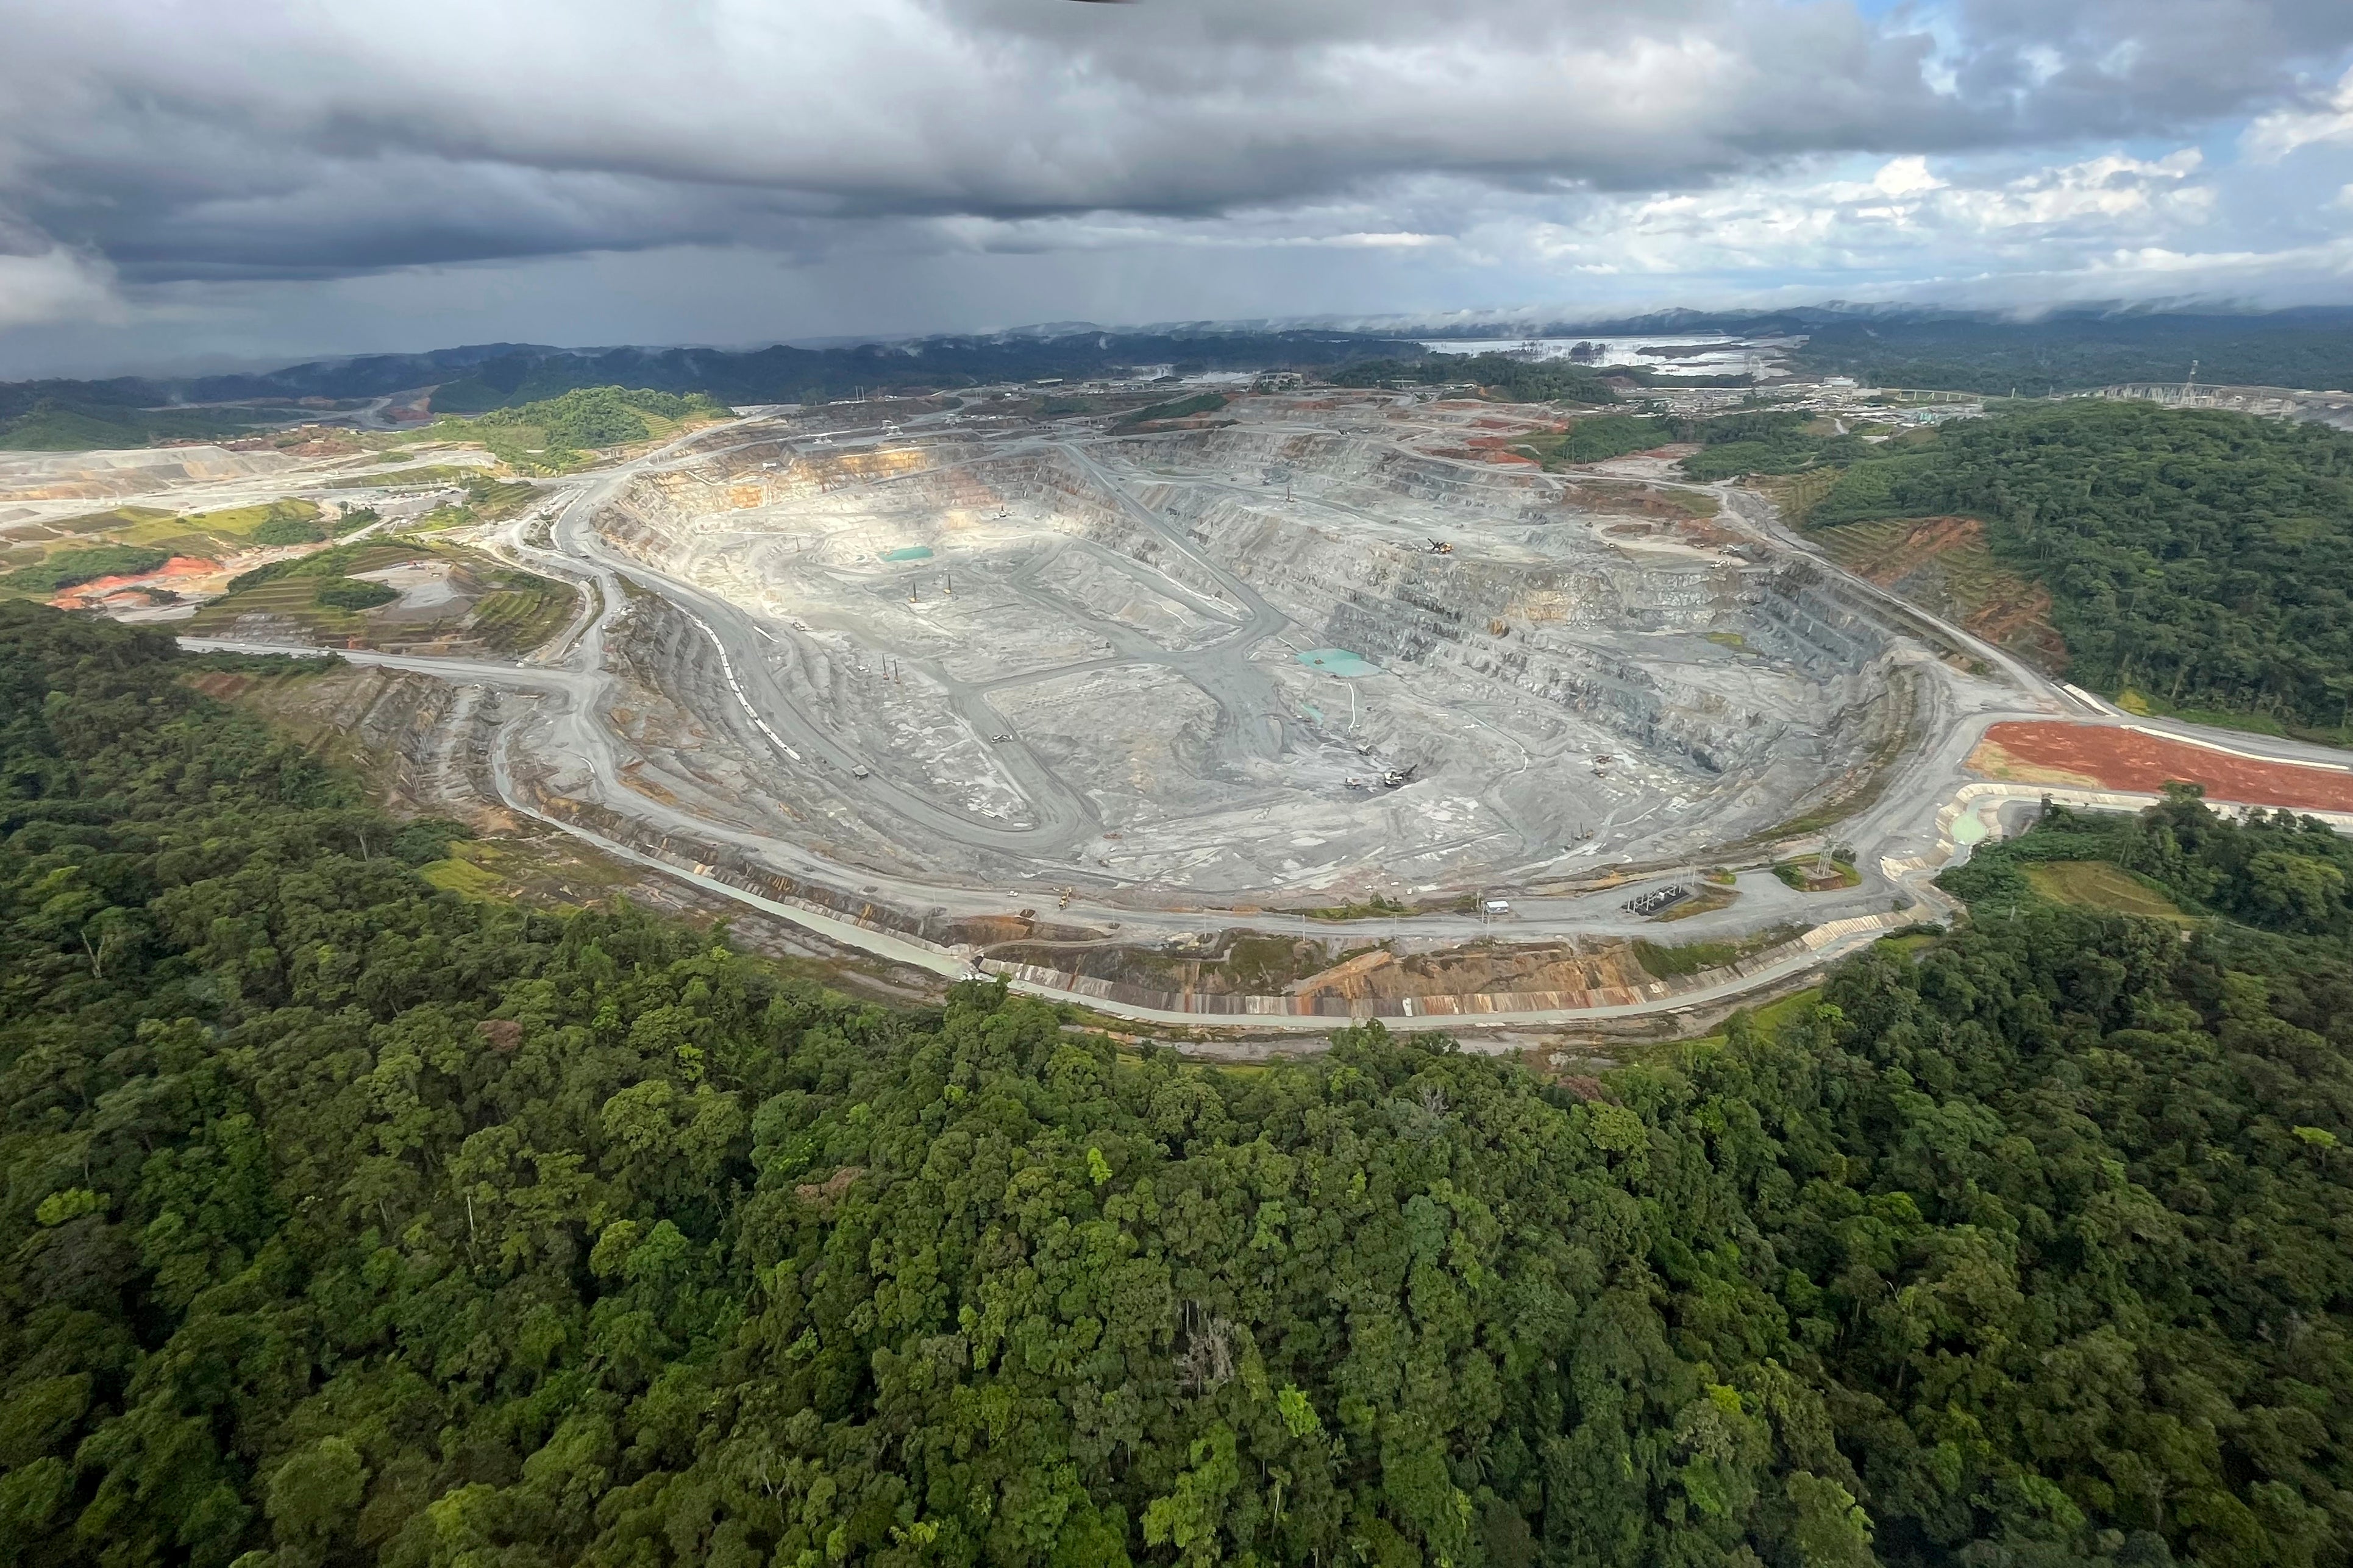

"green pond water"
[1297,648,1380,678]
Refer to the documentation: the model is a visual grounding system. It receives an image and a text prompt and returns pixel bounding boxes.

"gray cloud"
[1,0,2346,284]
[0,0,2349,374]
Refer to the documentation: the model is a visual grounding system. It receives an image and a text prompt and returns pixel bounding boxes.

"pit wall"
[1166,494,1892,776]
[986,909,1919,1020]
[599,441,1896,786]
[510,757,1919,1021]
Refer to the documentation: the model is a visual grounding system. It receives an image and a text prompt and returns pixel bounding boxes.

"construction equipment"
[1425,539,1453,554]
[1381,764,1417,788]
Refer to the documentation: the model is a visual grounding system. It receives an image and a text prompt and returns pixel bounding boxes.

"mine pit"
[582,399,1906,904]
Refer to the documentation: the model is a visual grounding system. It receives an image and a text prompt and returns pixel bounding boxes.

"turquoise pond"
[1296,648,1381,678]
[880,545,934,561]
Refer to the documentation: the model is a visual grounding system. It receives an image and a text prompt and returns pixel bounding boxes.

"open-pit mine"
[585,405,1899,897]
[103,383,2300,1030]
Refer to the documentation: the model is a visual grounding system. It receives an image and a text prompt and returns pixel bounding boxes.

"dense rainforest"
[1803,401,2353,732]
[2,603,2351,1568]
[1777,310,2353,399]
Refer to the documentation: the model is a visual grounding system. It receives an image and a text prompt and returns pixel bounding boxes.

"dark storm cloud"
[0,0,2346,288]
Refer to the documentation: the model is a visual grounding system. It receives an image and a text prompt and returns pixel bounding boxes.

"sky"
[2,0,2353,377]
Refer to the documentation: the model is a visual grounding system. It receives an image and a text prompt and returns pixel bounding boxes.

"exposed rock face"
[573,408,1898,897]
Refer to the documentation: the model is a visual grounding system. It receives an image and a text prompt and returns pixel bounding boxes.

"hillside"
[415,386,732,472]
[1446,305,2353,397]
[1796,400,2353,739]
[2,604,2351,1568]
[0,330,1436,447]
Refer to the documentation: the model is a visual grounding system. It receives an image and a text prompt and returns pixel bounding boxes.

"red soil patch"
[51,554,220,608]
[1981,722,2353,812]
[1842,517,2066,670]
[1459,434,1542,464]
[1849,516,1982,586]
[1964,583,2063,669]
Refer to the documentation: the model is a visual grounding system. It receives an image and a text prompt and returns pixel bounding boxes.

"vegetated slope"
[0,505,374,605]
[1480,305,2353,396]
[0,393,264,452]
[1511,414,1678,467]
[1782,307,2353,397]
[0,333,1434,448]
[414,333,1443,411]
[182,541,569,654]
[1803,515,2064,670]
[1,544,172,595]
[4,605,2351,1568]
[1806,401,2353,735]
[1326,353,1630,403]
[213,332,1433,411]
[1672,409,1880,481]
[1112,391,1231,428]
[422,386,730,472]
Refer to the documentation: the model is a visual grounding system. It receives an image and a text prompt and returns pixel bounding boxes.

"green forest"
[0,399,263,454]
[2,603,2351,1568]
[1327,356,1625,405]
[412,388,731,472]
[1782,311,2353,399]
[1671,412,1878,483]
[1803,401,2353,731]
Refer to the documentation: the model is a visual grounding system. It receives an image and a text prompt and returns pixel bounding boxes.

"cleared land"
[1810,515,2063,669]
[1973,720,2353,812]
[2022,860,2192,922]
[185,542,572,655]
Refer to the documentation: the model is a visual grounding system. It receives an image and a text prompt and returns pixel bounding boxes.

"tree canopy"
[1326,355,1625,405]
[1807,402,2353,731]
[2,603,2351,1568]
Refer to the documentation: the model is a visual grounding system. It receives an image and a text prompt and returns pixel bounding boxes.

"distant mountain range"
[7,305,2353,450]
[0,330,1431,449]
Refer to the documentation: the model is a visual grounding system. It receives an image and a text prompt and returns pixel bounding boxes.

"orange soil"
[1843,516,1978,584]
[1843,517,2065,667]
[51,554,220,608]
[1965,583,2064,668]
[1977,722,2353,812]
[1964,737,2104,789]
